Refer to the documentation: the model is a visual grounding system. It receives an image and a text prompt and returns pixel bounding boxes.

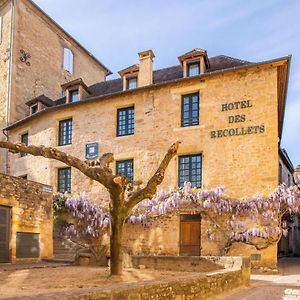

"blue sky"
[33,0,300,166]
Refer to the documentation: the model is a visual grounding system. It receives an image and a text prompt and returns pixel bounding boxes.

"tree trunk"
[110,214,125,276]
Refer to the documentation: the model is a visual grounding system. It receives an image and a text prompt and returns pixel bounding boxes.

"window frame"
[181,93,200,127]
[58,118,73,146]
[57,167,71,193]
[117,106,135,137]
[178,154,202,188]
[116,159,134,183]
[126,76,138,90]
[31,104,38,115]
[187,61,200,77]
[69,89,79,103]
[20,132,28,157]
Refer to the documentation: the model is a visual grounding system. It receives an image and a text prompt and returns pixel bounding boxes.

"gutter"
[4,55,291,131]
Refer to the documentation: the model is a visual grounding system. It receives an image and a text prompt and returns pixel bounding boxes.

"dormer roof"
[61,78,91,94]
[118,64,139,77]
[25,94,54,107]
[178,48,210,68]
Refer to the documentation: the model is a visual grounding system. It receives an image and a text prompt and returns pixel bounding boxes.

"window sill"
[116,134,135,138]
[174,124,204,132]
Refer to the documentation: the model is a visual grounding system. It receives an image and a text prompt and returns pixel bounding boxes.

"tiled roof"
[86,55,252,101]
[25,94,54,107]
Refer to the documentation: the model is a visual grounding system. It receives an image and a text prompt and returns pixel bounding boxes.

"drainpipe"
[4,0,15,174]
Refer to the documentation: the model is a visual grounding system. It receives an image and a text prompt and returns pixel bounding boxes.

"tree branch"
[126,141,180,212]
[0,141,114,188]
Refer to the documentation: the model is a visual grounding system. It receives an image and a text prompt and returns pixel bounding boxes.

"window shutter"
[63,48,74,74]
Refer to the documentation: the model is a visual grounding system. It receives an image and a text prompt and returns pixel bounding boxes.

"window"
[116,160,134,182]
[178,154,202,188]
[117,107,134,136]
[63,48,74,74]
[288,174,291,186]
[69,89,79,103]
[21,133,28,157]
[31,104,38,115]
[58,118,72,146]
[19,175,28,180]
[181,93,199,127]
[57,167,71,193]
[187,61,200,77]
[127,77,137,90]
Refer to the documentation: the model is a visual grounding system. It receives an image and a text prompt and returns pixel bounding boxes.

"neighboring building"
[0,173,53,263]
[1,1,295,267]
[0,0,110,173]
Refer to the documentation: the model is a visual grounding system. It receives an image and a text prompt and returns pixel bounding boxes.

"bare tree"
[0,140,180,275]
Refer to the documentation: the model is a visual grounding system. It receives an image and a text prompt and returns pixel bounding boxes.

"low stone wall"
[0,173,53,262]
[131,255,224,272]
[16,267,249,300]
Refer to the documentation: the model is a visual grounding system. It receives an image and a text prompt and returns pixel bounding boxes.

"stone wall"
[0,173,53,262]
[9,0,107,123]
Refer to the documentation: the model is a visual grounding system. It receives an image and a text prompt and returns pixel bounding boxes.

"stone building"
[0,1,295,266]
[0,0,110,173]
[0,173,53,263]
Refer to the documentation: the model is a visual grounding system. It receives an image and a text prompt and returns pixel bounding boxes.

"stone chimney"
[138,50,155,87]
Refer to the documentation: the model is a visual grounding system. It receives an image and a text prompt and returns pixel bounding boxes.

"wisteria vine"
[55,182,300,251]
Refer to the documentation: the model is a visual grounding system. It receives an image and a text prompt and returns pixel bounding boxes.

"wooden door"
[180,214,201,256]
[0,206,10,263]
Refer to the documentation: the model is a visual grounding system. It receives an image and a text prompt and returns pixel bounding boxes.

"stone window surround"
[182,56,206,78]
[126,75,138,90]
[122,71,139,91]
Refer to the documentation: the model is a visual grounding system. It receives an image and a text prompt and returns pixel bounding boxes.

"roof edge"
[26,0,112,75]
[5,55,291,131]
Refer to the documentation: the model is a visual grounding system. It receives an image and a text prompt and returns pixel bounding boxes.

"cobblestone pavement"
[215,258,300,300]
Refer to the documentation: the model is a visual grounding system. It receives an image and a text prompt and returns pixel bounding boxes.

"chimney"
[138,50,155,87]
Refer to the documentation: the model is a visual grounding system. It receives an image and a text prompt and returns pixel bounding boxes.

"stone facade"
[0,0,109,172]
[6,60,291,267]
[0,173,53,262]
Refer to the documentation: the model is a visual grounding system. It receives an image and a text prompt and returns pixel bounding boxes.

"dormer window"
[69,89,79,103]
[31,104,38,114]
[187,61,200,77]
[178,49,210,78]
[127,77,137,90]
[61,78,90,103]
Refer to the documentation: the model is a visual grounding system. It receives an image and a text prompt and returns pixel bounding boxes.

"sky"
[33,0,300,166]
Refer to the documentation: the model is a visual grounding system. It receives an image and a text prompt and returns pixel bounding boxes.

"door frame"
[0,205,11,263]
[179,214,201,256]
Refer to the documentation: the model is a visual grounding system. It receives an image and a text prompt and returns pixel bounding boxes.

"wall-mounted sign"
[86,143,99,160]
[42,186,53,193]
[210,100,265,139]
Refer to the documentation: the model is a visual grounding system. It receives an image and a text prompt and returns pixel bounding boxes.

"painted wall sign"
[210,100,265,138]
[86,143,99,160]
